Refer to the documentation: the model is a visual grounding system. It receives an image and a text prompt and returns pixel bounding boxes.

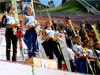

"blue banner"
[22,0,33,15]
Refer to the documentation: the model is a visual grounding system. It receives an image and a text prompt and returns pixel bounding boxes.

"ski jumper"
[5,14,17,61]
[23,15,38,58]
[42,28,63,69]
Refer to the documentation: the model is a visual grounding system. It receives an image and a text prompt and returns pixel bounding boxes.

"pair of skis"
[11,0,24,62]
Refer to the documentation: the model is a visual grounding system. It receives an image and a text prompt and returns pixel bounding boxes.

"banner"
[22,0,34,15]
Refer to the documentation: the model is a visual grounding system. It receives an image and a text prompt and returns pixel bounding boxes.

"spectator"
[97,21,100,32]
[52,20,57,31]
[80,20,84,29]
[85,21,92,32]
[79,28,86,42]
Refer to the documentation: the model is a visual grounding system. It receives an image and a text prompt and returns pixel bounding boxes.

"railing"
[77,0,100,15]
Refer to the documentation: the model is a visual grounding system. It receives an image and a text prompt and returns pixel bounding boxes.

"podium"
[25,57,57,69]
